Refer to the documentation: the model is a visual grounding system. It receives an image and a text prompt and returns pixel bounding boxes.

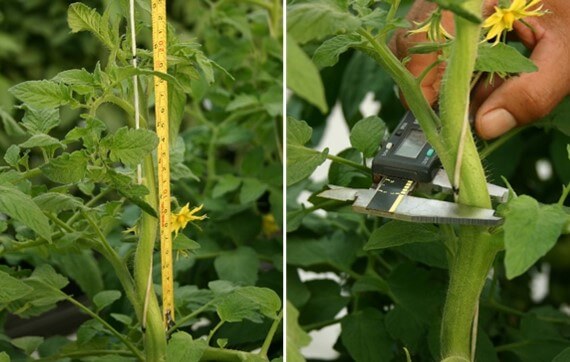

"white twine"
[130,0,142,185]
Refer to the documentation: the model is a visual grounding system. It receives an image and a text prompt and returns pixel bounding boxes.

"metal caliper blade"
[318,185,503,225]
[431,169,509,203]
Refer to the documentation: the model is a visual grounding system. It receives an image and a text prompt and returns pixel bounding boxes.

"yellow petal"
[510,0,526,11]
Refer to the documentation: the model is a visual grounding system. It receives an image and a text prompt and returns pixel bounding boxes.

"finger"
[390,2,455,105]
[475,31,570,139]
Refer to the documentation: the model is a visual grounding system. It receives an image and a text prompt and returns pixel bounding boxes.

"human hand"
[392,0,570,139]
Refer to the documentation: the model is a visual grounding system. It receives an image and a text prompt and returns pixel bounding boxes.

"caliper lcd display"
[394,129,427,159]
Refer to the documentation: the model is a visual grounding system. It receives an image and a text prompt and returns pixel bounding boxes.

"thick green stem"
[440,229,499,360]
[437,2,500,360]
[438,5,489,209]
[134,155,168,361]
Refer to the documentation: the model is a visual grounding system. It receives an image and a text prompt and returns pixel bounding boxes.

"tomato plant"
[286,0,570,361]
[0,1,283,361]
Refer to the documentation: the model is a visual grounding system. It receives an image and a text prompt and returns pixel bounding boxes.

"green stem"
[66,188,113,226]
[205,126,219,193]
[168,301,215,334]
[62,293,144,361]
[302,317,344,332]
[441,229,500,360]
[259,309,283,357]
[431,2,505,360]
[134,152,167,361]
[82,211,140,318]
[356,30,445,159]
[207,320,225,344]
[326,153,370,173]
[36,350,134,361]
[479,125,527,160]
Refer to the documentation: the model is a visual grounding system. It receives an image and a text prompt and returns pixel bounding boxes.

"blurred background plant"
[0,0,283,360]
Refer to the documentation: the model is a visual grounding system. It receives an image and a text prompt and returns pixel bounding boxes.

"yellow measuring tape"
[151,0,174,329]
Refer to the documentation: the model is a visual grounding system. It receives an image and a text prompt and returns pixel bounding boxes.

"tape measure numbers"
[151,0,174,329]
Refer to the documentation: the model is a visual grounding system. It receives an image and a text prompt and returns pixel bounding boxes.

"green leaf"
[21,107,60,135]
[286,37,328,113]
[313,34,362,68]
[537,97,570,136]
[109,66,182,90]
[364,221,440,250]
[226,94,259,112]
[287,0,360,44]
[328,148,369,187]
[15,265,69,316]
[475,43,538,76]
[55,250,103,299]
[173,233,201,251]
[216,338,228,349]
[352,275,389,294]
[0,185,51,242]
[385,306,426,351]
[4,145,20,168]
[33,192,84,213]
[240,178,268,204]
[299,280,349,325]
[0,351,9,362]
[67,3,114,49]
[19,134,63,149]
[214,246,260,285]
[215,286,281,323]
[388,263,445,323]
[167,332,206,362]
[41,151,88,184]
[102,127,158,167]
[286,117,328,186]
[53,69,96,94]
[341,309,394,362]
[11,336,44,355]
[0,107,25,137]
[93,290,121,311]
[9,80,71,109]
[287,231,358,270]
[503,195,568,279]
[28,264,69,290]
[0,270,33,304]
[212,175,242,198]
[287,301,310,362]
[107,170,156,217]
[554,348,570,362]
[349,115,386,158]
[110,313,132,325]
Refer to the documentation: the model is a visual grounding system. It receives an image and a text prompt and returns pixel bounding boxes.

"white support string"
[130,0,142,185]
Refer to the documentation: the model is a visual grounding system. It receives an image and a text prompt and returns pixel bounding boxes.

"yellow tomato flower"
[482,0,545,46]
[261,213,280,238]
[408,9,452,42]
[171,203,206,236]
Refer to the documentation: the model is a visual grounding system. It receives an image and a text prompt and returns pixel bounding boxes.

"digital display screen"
[394,130,427,159]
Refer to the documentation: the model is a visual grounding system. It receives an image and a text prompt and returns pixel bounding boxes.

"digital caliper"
[319,111,508,225]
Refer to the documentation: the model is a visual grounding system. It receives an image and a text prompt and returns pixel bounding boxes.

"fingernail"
[479,109,517,139]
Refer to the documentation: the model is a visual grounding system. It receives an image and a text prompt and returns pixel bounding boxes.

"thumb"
[475,33,570,139]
